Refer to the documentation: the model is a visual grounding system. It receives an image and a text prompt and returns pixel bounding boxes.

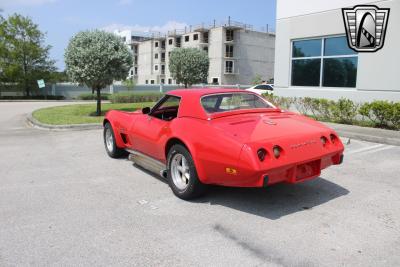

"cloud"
[0,0,56,7]
[117,0,133,6]
[101,21,189,34]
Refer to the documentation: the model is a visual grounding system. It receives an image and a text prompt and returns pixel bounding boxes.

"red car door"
[131,115,170,161]
[130,95,180,161]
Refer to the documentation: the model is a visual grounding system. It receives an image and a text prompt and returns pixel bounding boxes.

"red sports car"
[103,88,344,199]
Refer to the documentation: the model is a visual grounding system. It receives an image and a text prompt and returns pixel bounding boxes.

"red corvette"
[103,88,344,199]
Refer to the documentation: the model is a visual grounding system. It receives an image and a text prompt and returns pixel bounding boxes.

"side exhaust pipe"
[127,149,167,179]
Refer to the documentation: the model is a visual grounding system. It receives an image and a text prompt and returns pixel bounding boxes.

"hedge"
[77,93,110,100]
[262,93,400,130]
[0,95,65,100]
[109,92,164,103]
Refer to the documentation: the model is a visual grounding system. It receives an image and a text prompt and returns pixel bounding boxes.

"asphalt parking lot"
[0,102,399,266]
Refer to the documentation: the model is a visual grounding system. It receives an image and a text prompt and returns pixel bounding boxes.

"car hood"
[209,111,332,144]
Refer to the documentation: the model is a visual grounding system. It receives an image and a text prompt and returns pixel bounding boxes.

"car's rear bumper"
[263,153,343,186]
[218,152,343,187]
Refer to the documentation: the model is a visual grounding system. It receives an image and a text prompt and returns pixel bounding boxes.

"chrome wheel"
[105,127,114,152]
[170,153,190,190]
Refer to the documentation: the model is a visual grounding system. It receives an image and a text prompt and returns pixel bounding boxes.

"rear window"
[201,93,273,113]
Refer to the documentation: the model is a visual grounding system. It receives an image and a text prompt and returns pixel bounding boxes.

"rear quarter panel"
[170,117,244,185]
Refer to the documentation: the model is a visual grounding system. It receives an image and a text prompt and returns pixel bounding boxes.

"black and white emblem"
[342,5,390,52]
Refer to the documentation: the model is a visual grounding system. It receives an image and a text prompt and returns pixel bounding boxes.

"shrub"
[390,103,400,130]
[77,93,110,100]
[262,93,293,110]
[360,100,399,129]
[110,92,163,103]
[0,95,65,100]
[330,98,359,124]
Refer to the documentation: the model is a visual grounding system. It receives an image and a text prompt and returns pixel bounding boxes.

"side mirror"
[142,107,151,114]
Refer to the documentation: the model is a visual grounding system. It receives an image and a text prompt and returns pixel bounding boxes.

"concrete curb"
[323,122,400,146]
[26,112,400,145]
[26,113,102,130]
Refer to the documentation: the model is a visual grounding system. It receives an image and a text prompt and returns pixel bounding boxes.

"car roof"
[166,88,267,120]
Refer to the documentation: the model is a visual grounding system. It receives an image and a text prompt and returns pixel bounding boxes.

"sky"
[0,0,276,70]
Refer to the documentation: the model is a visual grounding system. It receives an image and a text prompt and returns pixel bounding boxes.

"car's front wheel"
[103,122,126,158]
[167,144,206,200]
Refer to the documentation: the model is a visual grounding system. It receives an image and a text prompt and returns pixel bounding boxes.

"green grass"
[33,102,154,125]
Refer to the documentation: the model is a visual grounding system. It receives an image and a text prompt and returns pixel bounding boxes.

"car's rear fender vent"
[120,133,129,144]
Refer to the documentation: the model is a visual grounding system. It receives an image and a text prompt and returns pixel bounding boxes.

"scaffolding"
[128,17,274,41]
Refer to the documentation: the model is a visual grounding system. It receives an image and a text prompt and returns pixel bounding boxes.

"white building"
[274,0,400,101]
[115,19,275,86]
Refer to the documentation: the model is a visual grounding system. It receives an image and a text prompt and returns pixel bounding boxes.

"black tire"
[103,122,127,158]
[167,144,207,200]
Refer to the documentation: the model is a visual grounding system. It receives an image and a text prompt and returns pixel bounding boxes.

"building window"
[203,47,208,53]
[168,78,172,84]
[168,52,171,58]
[176,37,181,47]
[130,70,133,75]
[134,67,138,75]
[225,61,234,73]
[150,80,155,84]
[145,80,148,84]
[154,65,158,71]
[226,29,234,41]
[155,41,159,47]
[203,32,209,43]
[212,78,219,85]
[155,53,158,59]
[193,34,199,40]
[161,40,165,49]
[185,35,189,42]
[161,52,165,62]
[161,65,165,74]
[168,38,173,45]
[161,78,165,84]
[291,36,358,87]
[134,56,138,63]
[225,45,233,57]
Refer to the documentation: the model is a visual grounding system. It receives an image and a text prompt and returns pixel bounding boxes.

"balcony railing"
[225,52,233,58]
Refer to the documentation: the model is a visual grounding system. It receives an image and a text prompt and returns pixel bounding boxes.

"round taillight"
[273,146,281,158]
[330,134,337,144]
[320,136,328,146]
[257,148,267,161]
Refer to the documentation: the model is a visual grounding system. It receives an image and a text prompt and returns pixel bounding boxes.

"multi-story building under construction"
[115,18,275,85]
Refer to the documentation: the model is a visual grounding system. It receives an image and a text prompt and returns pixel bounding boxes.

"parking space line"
[362,145,395,155]
[346,144,385,155]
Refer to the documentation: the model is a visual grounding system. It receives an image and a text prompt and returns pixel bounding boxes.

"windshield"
[201,92,273,113]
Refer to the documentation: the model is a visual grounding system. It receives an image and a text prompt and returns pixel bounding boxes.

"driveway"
[0,102,399,266]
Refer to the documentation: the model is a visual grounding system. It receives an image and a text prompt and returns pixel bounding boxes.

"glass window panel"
[323,57,357,87]
[324,36,357,56]
[292,39,322,58]
[291,59,321,86]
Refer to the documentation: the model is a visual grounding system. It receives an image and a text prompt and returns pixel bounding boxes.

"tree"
[169,48,209,88]
[251,74,263,85]
[0,14,56,96]
[65,30,132,116]
[122,78,135,91]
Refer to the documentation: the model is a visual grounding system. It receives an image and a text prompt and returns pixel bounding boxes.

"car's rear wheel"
[167,144,206,200]
[103,122,126,158]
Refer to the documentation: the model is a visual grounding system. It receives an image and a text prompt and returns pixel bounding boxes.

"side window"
[150,96,181,121]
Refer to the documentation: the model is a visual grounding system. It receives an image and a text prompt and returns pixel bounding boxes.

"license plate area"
[295,160,321,181]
